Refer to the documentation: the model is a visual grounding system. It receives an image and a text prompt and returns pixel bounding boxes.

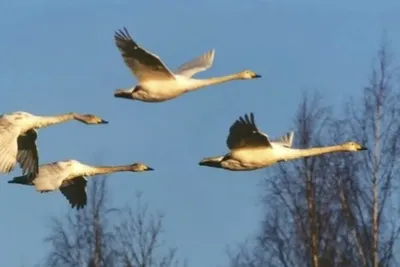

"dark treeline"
[228,41,400,267]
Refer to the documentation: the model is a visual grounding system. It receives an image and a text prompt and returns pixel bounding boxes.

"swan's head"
[74,114,108,125]
[130,163,154,172]
[340,141,368,152]
[239,70,262,80]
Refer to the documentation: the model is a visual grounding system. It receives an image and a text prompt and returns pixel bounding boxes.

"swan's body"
[113,27,261,103]
[199,113,367,171]
[8,159,154,209]
[0,111,108,176]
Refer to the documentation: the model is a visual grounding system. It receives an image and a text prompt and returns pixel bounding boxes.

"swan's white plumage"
[0,111,106,177]
[0,113,38,175]
[113,27,261,102]
[200,112,367,171]
[174,49,215,78]
[9,160,154,209]
[0,125,19,173]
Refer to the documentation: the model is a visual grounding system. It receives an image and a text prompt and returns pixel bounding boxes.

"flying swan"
[113,27,261,103]
[0,111,108,177]
[199,113,367,171]
[8,159,154,209]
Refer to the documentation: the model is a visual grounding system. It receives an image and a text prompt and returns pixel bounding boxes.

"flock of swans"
[1,27,367,209]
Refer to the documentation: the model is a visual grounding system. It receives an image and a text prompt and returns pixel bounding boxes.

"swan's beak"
[253,74,262,78]
[114,89,133,99]
[146,167,154,171]
[100,119,109,124]
[358,146,368,151]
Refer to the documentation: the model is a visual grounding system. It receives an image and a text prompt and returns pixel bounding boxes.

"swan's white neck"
[182,73,242,92]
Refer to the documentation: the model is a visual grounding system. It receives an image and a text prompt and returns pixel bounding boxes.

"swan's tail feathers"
[274,131,295,147]
[8,175,31,185]
[114,88,133,99]
[198,156,224,168]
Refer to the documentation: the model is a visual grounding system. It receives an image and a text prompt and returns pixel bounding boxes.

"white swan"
[0,111,108,176]
[113,27,261,102]
[199,113,367,171]
[8,159,154,209]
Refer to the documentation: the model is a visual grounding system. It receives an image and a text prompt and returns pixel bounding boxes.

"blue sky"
[1,0,400,266]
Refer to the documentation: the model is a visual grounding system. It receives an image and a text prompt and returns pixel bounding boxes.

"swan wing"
[31,162,69,192]
[114,27,175,82]
[60,176,87,210]
[0,124,19,173]
[16,129,39,176]
[271,131,294,147]
[226,113,271,149]
[174,49,215,78]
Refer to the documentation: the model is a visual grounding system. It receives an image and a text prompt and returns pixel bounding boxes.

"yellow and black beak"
[253,73,262,78]
[146,167,154,171]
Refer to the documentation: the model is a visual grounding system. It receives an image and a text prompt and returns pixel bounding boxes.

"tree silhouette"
[44,176,183,267]
[228,40,400,267]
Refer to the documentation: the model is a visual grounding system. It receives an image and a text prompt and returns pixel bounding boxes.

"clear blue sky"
[1,0,399,266]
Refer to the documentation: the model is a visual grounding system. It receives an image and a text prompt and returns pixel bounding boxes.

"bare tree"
[44,176,117,267]
[340,38,400,267]
[228,92,340,267]
[259,92,340,267]
[44,178,182,267]
[228,39,400,267]
[113,193,181,267]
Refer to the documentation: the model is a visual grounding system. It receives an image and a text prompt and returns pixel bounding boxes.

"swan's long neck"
[84,165,133,177]
[283,145,346,161]
[35,113,76,128]
[187,73,241,91]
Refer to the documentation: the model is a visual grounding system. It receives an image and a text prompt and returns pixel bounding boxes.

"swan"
[199,113,367,171]
[0,111,108,176]
[113,27,262,103]
[8,159,154,209]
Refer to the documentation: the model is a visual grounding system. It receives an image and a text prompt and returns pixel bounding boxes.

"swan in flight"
[113,27,261,103]
[8,159,154,209]
[199,113,367,171]
[0,111,108,176]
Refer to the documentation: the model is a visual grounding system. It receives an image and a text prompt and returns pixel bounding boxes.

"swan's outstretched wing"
[16,129,39,176]
[0,124,19,174]
[60,177,87,210]
[174,49,215,78]
[31,162,69,191]
[226,113,271,150]
[271,131,294,148]
[114,27,175,82]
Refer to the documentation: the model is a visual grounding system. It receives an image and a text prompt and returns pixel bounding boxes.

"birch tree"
[228,40,400,267]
